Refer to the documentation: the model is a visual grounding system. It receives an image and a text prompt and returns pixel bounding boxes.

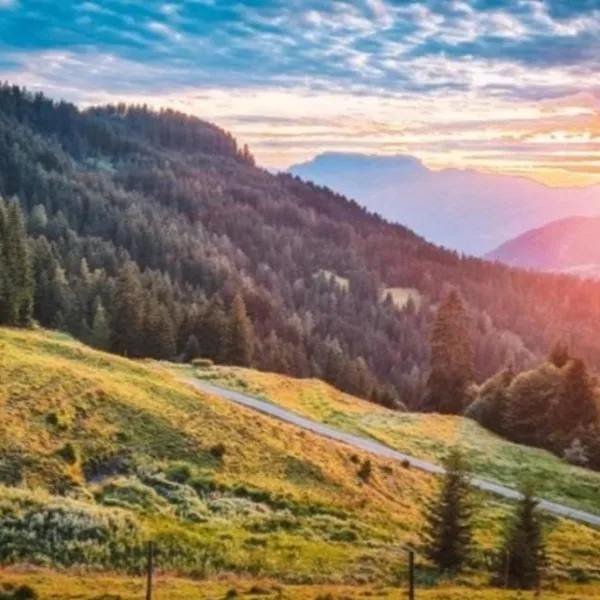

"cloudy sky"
[1,0,599,186]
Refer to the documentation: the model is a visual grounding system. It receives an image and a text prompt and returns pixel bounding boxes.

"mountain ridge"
[289,152,600,255]
[487,215,600,276]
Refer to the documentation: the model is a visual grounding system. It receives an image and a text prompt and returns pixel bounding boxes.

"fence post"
[145,541,154,600]
[408,549,415,600]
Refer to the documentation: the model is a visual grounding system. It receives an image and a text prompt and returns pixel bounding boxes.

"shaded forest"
[1,83,600,428]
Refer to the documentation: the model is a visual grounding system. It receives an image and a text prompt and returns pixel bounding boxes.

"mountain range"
[289,153,600,256]
[487,215,600,276]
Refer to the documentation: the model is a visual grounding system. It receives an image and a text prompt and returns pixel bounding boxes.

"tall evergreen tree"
[143,298,176,360]
[182,334,201,362]
[200,295,229,363]
[554,358,598,438]
[548,341,570,369]
[90,298,110,351]
[422,447,474,573]
[227,293,255,366]
[425,290,474,413]
[0,197,33,326]
[111,262,144,357]
[496,481,545,590]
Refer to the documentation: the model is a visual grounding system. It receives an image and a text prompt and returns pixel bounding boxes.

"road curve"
[184,378,600,528]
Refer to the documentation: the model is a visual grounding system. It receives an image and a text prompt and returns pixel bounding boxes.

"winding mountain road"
[184,378,600,528]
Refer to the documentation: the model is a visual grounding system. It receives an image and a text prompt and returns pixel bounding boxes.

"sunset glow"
[1,0,599,186]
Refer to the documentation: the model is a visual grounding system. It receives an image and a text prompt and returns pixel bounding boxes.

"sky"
[0,0,599,187]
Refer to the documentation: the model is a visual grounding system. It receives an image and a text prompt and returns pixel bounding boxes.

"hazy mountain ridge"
[487,215,600,276]
[289,153,600,255]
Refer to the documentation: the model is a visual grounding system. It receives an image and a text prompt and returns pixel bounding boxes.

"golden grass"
[202,366,600,515]
[1,327,599,595]
[1,570,600,600]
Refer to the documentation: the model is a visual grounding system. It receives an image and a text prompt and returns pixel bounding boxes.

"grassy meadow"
[0,328,599,598]
[198,367,600,515]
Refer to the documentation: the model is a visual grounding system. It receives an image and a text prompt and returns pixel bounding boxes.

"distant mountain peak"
[290,152,428,174]
[288,152,600,256]
[487,214,600,276]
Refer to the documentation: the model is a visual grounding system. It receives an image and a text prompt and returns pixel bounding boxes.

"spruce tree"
[111,262,144,357]
[425,290,474,413]
[0,197,33,326]
[90,298,110,350]
[422,447,474,573]
[200,295,229,363]
[183,334,201,362]
[554,358,597,438]
[143,297,176,360]
[227,293,255,366]
[548,341,569,368]
[496,481,545,589]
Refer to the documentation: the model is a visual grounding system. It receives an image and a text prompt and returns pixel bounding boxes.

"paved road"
[184,378,600,528]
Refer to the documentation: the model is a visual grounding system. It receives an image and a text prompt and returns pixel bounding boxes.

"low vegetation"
[199,366,600,514]
[0,328,599,596]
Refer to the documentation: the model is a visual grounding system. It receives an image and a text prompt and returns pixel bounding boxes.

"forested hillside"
[2,83,600,410]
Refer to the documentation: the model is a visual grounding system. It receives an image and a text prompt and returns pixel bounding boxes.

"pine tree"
[548,341,569,368]
[111,262,144,357]
[226,293,254,366]
[200,295,229,363]
[554,358,597,438]
[425,290,474,413]
[422,447,474,573]
[0,197,33,326]
[143,298,176,360]
[182,334,201,363]
[496,481,545,589]
[90,298,110,350]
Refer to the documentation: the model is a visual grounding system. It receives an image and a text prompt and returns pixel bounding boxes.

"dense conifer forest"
[0,83,599,467]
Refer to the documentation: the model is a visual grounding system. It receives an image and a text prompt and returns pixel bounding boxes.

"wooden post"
[408,549,415,600]
[145,541,154,600]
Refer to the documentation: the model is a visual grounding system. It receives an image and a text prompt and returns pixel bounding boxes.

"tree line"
[426,290,600,469]
[423,447,545,590]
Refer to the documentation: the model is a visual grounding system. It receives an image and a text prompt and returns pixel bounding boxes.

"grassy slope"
[200,367,600,515]
[0,328,599,599]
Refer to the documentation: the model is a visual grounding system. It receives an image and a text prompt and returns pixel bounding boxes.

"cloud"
[0,0,598,186]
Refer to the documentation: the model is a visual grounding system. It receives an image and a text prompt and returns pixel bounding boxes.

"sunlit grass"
[0,327,599,596]
[200,366,600,514]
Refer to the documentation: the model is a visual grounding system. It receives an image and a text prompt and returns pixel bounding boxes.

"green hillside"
[200,367,600,515]
[0,328,599,600]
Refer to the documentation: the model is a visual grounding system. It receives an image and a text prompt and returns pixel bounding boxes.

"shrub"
[0,586,38,600]
[192,358,214,368]
[57,442,78,465]
[166,462,193,483]
[210,443,226,459]
[330,528,358,542]
[357,459,372,482]
[401,458,411,469]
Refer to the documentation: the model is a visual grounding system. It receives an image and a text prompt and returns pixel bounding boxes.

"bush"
[57,442,78,465]
[401,458,411,469]
[357,459,372,482]
[0,586,38,600]
[192,358,214,368]
[166,462,193,483]
[210,443,226,459]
